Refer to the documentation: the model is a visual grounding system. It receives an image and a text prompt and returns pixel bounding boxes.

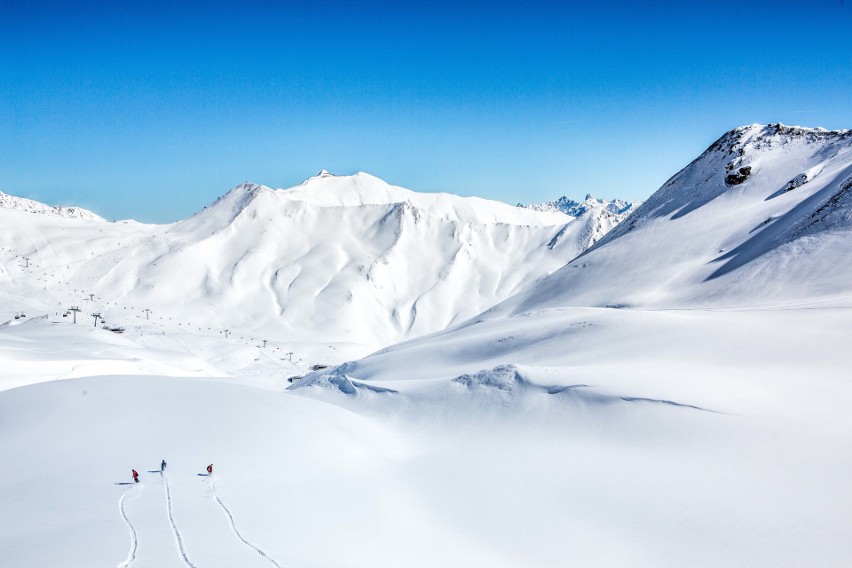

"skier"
[207,464,213,475]
[161,459,167,472]
[132,469,139,483]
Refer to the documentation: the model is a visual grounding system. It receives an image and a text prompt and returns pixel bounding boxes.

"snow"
[2,125,852,566]
[0,190,105,222]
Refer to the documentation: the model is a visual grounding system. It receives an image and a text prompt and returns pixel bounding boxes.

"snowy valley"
[2,124,851,567]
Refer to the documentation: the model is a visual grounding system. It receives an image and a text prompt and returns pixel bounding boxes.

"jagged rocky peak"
[726,122,850,149]
[0,190,105,222]
[520,193,640,218]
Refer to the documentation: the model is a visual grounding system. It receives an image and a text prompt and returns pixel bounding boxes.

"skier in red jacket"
[132,469,139,483]
[207,464,213,475]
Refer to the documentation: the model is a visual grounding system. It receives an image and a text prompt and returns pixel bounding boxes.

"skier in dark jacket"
[132,469,139,483]
[161,459,167,472]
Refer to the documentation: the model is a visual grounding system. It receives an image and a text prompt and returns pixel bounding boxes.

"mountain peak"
[712,123,852,158]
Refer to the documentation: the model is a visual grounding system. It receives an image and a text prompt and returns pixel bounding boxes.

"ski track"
[117,486,138,568]
[163,473,200,568]
[209,477,283,568]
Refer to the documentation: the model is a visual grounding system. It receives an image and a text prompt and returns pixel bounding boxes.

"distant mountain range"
[520,193,639,218]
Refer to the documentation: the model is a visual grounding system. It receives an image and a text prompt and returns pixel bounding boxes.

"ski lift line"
[19,225,68,283]
[162,473,200,568]
[207,477,283,568]
[117,486,139,568]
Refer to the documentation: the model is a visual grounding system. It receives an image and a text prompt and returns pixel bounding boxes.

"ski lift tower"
[69,306,81,324]
[143,308,151,320]
[92,313,102,327]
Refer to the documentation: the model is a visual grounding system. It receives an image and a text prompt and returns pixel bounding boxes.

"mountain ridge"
[0,190,105,222]
[0,172,620,357]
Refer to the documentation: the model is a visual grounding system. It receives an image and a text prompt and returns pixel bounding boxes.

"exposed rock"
[725,166,752,186]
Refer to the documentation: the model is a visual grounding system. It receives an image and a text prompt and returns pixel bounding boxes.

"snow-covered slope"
[0,190,105,221]
[505,123,852,310]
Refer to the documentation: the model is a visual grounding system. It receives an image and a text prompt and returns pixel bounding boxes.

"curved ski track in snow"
[117,487,138,568]
[163,474,199,568]
[209,477,283,567]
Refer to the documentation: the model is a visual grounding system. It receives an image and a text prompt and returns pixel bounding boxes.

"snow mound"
[293,364,398,396]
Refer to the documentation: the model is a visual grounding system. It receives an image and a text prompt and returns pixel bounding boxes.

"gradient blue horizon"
[2,0,851,222]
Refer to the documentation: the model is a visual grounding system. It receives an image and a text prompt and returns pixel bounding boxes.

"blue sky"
[1,0,850,222]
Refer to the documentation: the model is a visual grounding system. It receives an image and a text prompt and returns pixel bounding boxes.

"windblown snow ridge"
[291,363,398,396]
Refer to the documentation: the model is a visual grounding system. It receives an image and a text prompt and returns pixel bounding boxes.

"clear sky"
[1,0,850,222]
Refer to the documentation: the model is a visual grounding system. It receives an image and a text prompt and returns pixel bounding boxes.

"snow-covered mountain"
[0,171,630,361]
[503,123,852,311]
[0,190,105,221]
